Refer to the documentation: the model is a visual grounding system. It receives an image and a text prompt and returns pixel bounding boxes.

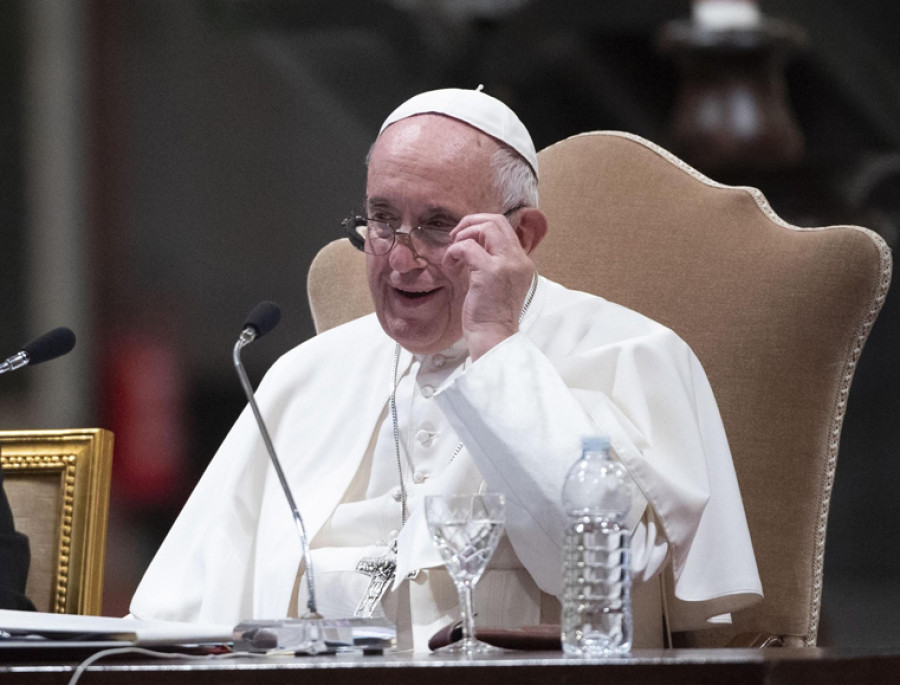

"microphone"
[231,302,320,620]
[243,301,281,341]
[0,327,77,375]
[230,302,393,654]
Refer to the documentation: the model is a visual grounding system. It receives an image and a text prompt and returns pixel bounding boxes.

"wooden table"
[2,647,900,685]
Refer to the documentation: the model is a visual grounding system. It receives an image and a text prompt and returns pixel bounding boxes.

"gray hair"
[491,145,539,210]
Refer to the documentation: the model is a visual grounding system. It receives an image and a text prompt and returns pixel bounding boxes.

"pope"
[130,87,762,652]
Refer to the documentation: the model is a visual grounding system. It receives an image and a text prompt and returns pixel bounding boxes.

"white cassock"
[130,276,762,651]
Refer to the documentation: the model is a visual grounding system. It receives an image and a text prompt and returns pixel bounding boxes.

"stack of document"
[0,609,233,647]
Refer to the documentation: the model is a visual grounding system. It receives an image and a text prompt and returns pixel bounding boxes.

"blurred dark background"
[0,0,897,647]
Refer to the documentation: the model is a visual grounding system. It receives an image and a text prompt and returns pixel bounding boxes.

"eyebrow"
[365,198,462,220]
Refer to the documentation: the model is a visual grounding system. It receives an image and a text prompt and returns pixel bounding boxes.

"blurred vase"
[658,18,806,173]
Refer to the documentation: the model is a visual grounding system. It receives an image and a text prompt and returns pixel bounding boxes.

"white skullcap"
[378,86,539,179]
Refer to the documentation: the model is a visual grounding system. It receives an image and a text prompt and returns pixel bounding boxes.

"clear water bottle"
[561,435,633,656]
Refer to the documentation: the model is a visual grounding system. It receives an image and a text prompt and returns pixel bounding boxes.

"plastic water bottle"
[561,436,633,656]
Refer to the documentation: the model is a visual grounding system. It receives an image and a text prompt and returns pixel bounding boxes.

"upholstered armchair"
[307,131,891,647]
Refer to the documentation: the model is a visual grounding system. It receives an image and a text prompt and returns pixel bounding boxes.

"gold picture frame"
[0,428,113,615]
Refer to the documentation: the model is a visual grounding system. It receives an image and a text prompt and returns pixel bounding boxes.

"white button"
[432,355,447,368]
[413,470,429,483]
[391,487,403,502]
[416,426,439,446]
[388,529,399,539]
[421,385,435,398]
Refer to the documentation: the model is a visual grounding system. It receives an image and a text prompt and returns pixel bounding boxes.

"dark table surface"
[2,646,900,685]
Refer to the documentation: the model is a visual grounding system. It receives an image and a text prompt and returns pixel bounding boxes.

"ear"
[514,207,548,255]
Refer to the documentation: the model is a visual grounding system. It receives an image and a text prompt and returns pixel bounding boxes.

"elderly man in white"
[130,88,762,652]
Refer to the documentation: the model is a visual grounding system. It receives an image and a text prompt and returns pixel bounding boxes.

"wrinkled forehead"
[367,115,502,212]
[374,113,498,161]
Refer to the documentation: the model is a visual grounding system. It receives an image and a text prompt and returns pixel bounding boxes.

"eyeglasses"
[342,206,526,262]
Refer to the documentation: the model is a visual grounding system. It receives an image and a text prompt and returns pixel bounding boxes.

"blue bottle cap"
[581,435,611,453]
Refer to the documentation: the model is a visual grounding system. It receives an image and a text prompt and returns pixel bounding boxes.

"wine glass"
[425,493,506,655]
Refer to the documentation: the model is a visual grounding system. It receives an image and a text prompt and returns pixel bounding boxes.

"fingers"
[450,213,519,250]
[442,234,490,274]
[444,212,523,270]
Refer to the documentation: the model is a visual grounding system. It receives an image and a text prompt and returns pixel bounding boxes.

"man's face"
[366,115,502,355]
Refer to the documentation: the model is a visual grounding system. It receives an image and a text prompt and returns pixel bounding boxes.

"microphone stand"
[230,312,395,655]
[233,327,319,618]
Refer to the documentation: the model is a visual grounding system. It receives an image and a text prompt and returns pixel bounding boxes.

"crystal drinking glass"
[425,493,506,655]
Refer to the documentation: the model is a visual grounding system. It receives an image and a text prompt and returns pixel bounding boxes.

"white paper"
[0,609,233,645]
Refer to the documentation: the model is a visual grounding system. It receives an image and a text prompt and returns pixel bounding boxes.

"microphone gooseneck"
[232,302,320,619]
[0,327,77,375]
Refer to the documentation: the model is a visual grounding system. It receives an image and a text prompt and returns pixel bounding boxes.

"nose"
[388,229,426,272]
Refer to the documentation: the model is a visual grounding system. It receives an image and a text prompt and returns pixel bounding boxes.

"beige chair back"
[0,428,114,615]
[307,131,892,647]
[308,238,369,334]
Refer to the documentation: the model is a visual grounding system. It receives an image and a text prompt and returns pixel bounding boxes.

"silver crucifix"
[354,542,397,618]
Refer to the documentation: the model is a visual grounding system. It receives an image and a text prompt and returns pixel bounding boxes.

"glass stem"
[459,582,477,644]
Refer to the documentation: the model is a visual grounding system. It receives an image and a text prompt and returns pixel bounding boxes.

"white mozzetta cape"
[130,277,761,632]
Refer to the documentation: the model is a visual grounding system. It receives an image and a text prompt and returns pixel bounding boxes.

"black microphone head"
[244,301,281,339]
[22,327,77,365]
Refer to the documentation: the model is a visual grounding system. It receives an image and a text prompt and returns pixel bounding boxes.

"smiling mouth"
[396,287,438,299]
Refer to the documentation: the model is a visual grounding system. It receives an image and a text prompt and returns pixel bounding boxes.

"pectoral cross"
[354,542,397,618]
